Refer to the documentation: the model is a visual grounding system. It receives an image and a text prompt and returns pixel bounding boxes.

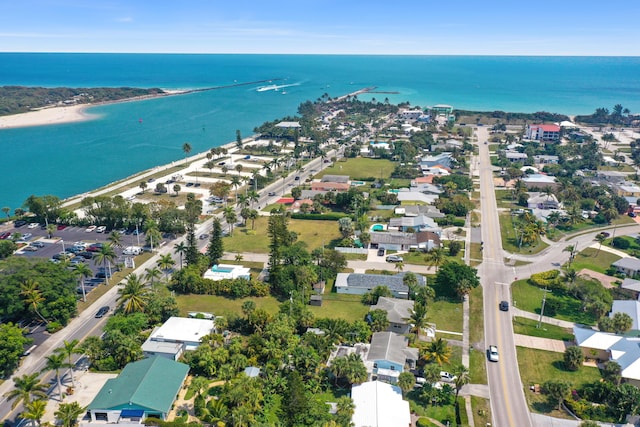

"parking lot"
[3,222,150,298]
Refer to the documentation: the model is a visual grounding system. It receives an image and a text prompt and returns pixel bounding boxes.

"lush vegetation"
[0,86,165,116]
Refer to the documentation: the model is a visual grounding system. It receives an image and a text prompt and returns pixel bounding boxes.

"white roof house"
[351,381,411,427]
[147,317,215,350]
[611,300,640,331]
[203,264,251,281]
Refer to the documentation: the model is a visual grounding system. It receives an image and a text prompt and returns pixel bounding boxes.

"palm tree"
[235,163,243,176]
[42,352,67,399]
[425,248,446,272]
[3,373,48,409]
[107,231,122,248]
[230,175,241,203]
[20,279,48,324]
[55,340,81,388]
[451,363,470,402]
[247,209,259,230]
[248,190,260,208]
[2,206,10,218]
[223,206,237,234]
[46,224,56,238]
[139,181,147,194]
[72,263,92,303]
[144,267,162,289]
[21,399,47,426]
[157,254,175,279]
[118,274,149,314]
[421,338,451,365]
[406,303,429,341]
[182,142,192,166]
[55,402,86,427]
[173,242,187,269]
[394,261,404,273]
[94,243,116,285]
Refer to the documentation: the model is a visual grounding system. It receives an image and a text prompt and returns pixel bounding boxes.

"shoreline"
[0,78,284,130]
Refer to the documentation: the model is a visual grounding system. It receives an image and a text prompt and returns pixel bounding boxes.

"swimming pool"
[371,224,386,232]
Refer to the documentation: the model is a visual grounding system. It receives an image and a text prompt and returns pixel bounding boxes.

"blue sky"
[1,0,639,55]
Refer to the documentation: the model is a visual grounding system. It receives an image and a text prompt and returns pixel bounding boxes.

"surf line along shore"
[0,78,285,130]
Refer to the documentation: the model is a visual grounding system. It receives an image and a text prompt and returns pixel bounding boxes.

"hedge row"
[291,213,349,221]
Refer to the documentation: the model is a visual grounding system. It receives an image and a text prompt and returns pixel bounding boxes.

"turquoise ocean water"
[1,54,640,210]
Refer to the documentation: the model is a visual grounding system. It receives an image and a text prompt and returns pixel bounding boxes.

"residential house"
[289,198,314,213]
[311,179,350,192]
[521,174,559,190]
[420,166,451,176]
[429,104,454,116]
[420,153,454,169]
[431,139,463,151]
[525,124,560,141]
[505,151,528,163]
[612,258,640,278]
[616,182,640,198]
[394,205,445,219]
[533,155,559,165]
[203,264,251,281]
[370,231,441,251]
[399,109,424,120]
[527,193,560,210]
[142,317,215,360]
[611,300,640,332]
[411,175,435,186]
[87,356,189,423]
[396,189,439,204]
[621,278,640,299]
[335,272,427,299]
[574,326,640,387]
[410,183,443,195]
[388,215,440,233]
[351,381,411,427]
[596,171,629,184]
[367,332,419,384]
[369,142,391,156]
[371,297,415,334]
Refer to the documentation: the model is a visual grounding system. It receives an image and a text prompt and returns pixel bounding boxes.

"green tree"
[21,398,47,426]
[173,241,187,269]
[94,243,116,285]
[107,230,122,248]
[433,262,480,299]
[144,266,162,287]
[73,262,92,302]
[43,352,67,399]
[422,338,451,365]
[55,339,81,388]
[595,233,607,256]
[398,371,415,396]
[157,254,175,279]
[1,206,10,218]
[425,248,446,272]
[406,302,429,341]
[20,279,48,324]
[139,181,147,194]
[543,380,571,410]
[602,361,622,385]
[173,183,181,196]
[223,206,237,234]
[3,373,47,409]
[207,218,224,266]
[612,312,633,334]
[367,309,389,332]
[563,346,584,371]
[236,129,243,150]
[334,395,355,427]
[55,402,86,427]
[451,364,470,402]
[117,274,149,313]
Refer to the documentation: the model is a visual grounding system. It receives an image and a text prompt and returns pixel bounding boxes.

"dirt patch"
[577,269,618,289]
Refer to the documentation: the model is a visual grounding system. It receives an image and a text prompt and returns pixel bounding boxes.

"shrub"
[290,213,348,221]
[612,237,630,249]
[46,321,63,333]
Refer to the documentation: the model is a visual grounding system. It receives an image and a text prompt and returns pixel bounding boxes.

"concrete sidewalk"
[514,334,570,353]
[512,307,576,329]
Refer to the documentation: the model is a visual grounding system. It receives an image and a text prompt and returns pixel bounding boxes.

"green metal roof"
[88,356,189,414]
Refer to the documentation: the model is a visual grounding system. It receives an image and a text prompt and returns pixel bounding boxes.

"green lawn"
[469,286,487,385]
[310,293,369,322]
[471,396,491,427]
[495,189,517,208]
[316,158,396,181]
[224,217,342,253]
[431,299,463,334]
[499,212,548,254]
[517,347,602,417]
[512,317,574,341]
[402,249,464,266]
[512,279,597,325]
[176,294,282,318]
[569,247,621,273]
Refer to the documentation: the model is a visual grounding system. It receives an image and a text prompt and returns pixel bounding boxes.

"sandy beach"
[0,104,98,129]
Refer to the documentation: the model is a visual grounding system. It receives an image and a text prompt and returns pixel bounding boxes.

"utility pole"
[537,287,551,329]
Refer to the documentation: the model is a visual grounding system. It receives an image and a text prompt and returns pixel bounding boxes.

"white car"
[488,345,499,362]
[440,371,457,383]
[85,225,97,232]
[27,222,39,229]
[96,226,107,233]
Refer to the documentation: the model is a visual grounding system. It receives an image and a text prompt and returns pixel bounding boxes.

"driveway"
[514,334,570,353]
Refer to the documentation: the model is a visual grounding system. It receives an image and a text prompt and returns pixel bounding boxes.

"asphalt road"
[476,127,533,427]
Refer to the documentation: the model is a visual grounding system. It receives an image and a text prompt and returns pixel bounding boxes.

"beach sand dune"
[0,105,98,129]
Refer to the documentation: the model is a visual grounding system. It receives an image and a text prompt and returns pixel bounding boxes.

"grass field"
[316,158,396,181]
[431,299,463,333]
[495,189,517,208]
[223,217,342,253]
[176,294,282,318]
[468,286,487,385]
[517,347,602,417]
[499,212,548,254]
[513,317,574,341]
[472,396,491,427]
[569,247,621,273]
[309,293,369,322]
[511,279,597,325]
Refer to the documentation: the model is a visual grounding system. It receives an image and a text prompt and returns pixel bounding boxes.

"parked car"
[294,176,300,181]
[19,233,32,241]
[377,248,385,256]
[440,371,457,383]
[85,225,97,233]
[96,226,107,233]
[86,243,104,252]
[386,255,403,263]
[499,300,509,311]
[0,232,11,239]
[23,245,38,252]
[27,222,40,229]
[77,251,94,259]
[488,345,499,362]
[95,306,110,318]
[31,241,45,248]
[14,220,27,227]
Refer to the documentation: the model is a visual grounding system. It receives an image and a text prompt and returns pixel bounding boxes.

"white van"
[123,246,142,255]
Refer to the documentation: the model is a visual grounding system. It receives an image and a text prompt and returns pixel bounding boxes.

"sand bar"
[0,104,98,129]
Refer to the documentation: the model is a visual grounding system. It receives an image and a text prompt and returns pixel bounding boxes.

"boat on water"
[256,85,279,92]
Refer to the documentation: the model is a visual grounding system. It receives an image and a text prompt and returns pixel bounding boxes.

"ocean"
[1,54,640,211]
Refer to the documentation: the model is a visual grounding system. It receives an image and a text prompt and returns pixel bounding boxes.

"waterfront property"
[87,356,189,423]
[525,124,560,141]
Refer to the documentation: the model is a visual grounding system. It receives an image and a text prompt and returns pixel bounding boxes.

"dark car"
[268,191,277,196]
[499,301,509,311]
[95,306,110,318]
[56,224,67,230]
[14,220,27,227]
[0,232,11,239]
[199,233,209,240]
[86,243,104,252]
[78,251,94,259]
[377,248,385,256]
[629,212,637,218]
[294,176,300,181]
